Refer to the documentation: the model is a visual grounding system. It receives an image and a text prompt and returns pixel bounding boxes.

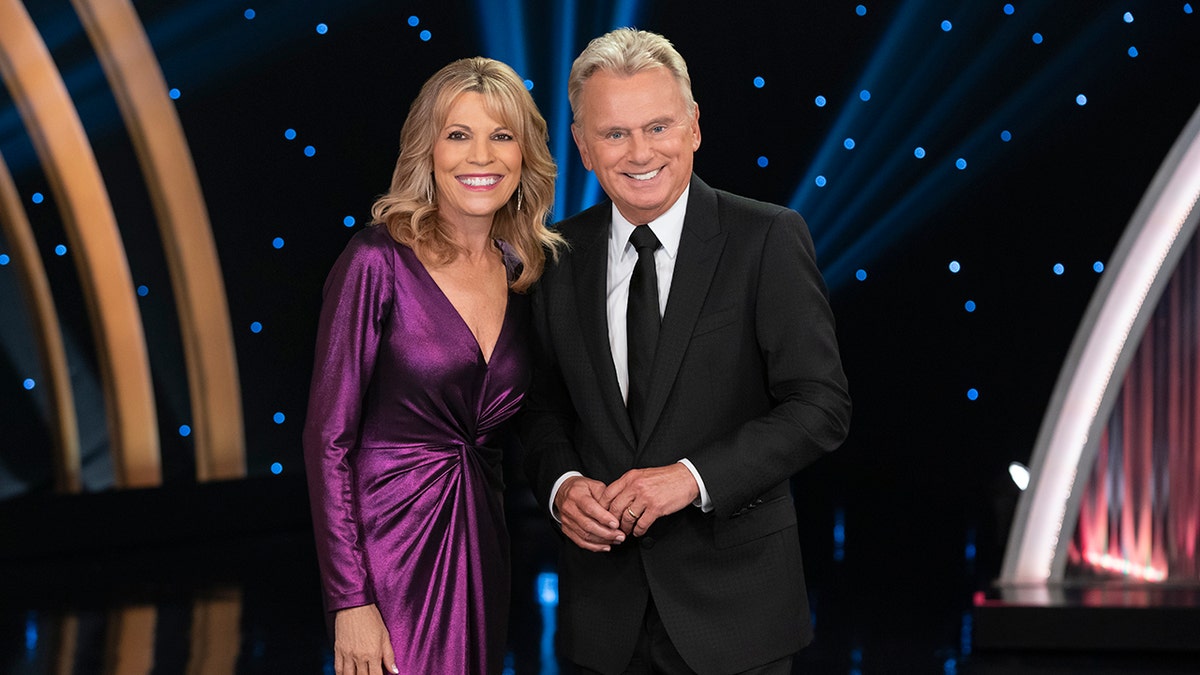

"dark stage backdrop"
[2,0,1200,615]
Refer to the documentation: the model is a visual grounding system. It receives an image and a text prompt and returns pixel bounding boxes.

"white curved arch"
[1000,101,1200,584]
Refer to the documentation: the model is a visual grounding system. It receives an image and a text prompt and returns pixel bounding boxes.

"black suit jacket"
[522,176,851,674]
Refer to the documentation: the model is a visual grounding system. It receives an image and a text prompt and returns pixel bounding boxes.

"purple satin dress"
[302,226,529,674]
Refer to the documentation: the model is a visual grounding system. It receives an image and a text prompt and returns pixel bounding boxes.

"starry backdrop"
[1,0,1199,670]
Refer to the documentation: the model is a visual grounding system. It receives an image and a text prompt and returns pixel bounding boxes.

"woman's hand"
[334,604,398,674]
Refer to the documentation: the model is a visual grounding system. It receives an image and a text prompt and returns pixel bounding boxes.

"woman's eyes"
[446,131,514,141]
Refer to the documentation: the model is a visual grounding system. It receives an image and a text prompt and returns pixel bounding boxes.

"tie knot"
[629,226,660,252]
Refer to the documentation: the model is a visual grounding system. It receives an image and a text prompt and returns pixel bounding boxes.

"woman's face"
[432,91,523,233]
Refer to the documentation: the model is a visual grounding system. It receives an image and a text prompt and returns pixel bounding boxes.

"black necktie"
[627,225,660,441]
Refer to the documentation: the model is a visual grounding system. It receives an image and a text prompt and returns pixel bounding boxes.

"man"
[522,28,851,674]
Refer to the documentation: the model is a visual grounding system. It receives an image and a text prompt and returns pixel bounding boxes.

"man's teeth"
[459,176,500,186]
[627,169,660,181]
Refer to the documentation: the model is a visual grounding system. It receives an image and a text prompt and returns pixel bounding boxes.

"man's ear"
[571,124,593,171]
[691,103,702,152]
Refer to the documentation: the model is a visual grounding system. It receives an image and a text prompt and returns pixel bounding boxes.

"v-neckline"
[411,243,510,367]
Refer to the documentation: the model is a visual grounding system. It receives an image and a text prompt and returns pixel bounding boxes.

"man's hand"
[555,475,627,551]
[601,464,700,537]
[333,604,398,675]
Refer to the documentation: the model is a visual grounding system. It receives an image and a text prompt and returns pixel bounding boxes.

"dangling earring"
[516,183,523,212]
[425,175,434,204]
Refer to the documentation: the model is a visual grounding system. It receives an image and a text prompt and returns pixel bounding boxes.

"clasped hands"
[554,464,700,552]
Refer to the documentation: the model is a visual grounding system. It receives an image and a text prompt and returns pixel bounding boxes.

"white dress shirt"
[550,187,713,517]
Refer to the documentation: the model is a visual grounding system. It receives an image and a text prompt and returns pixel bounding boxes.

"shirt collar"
[609,186,689,262]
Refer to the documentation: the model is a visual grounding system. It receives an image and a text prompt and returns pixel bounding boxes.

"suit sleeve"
[301,232,392,613]
[520,274,585,514]
[688,209,851,518]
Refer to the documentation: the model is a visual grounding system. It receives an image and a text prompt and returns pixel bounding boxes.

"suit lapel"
[636,177,726,451]
[571,205,638,450]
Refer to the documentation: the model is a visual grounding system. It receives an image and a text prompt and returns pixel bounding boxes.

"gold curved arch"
[72,0,246,480]
[0,151,81,492]
[0,0,160,487]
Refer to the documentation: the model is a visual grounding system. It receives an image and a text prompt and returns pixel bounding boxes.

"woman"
[302,57,562,675]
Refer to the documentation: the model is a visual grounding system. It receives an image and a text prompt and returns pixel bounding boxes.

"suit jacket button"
[640,536,655,549]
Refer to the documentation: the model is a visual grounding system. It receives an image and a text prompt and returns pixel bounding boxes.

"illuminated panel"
[72,0,246,480]
[0,0,160,486]
[187,591,242,673]
[107,606,155,672]
[0,152,81,492]
[1000,103,1200,584]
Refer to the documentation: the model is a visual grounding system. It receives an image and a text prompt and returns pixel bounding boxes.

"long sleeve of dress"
[302,230,394,614]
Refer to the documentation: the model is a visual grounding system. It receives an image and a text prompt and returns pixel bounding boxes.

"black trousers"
[572,595,795,675]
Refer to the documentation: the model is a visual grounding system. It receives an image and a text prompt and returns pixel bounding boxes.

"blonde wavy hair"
[370,57,563,292]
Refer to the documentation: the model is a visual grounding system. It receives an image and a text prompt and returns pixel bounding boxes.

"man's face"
[572,67,701,224]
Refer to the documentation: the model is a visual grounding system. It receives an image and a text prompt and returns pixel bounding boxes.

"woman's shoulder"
[340,225,413,262]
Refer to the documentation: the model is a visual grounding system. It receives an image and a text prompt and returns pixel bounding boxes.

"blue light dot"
[179,424,191,437]
[316,23,328,35]
[955,157,967,170]
[23,378,35,390]
[756,156,769,168]
[304,145,316,157]
[32,192,44,204]
[343,215,356,227]
[284,128,297,140]
[272,237,285,249]
[1128,46,1138,57]
[408,15,420,26]
[941,19,953,31]
[855,269,868,281]
[967,388,979,401]
[137,285,149,297]
[523,79,534,90]
[856,5,867,16]
[1094,261,1105,273]
[815,175,827,187]
[244,8,255,20]
[859,89,871,101]
[168,88,181,100]
[273,412,286,424]
[814,95,827,107]
[914,146,926,159]
[1076,94,1088,106]
[1032,32,1044,44]
[949,260,961,273]
[1000,129,1012,142]
[54,244,67,256]
[1186,4,1194,15]
[1053,263,1065,275]
[1123,11,1134,23]
[271,462,283,475]
[420,30,431,41]
[1004,4,1015,15]
[753,76,765,88]
[966,543,977,560]
[965,300,977,312]
[0,254,9,265]
[843,138,856,150]
[250,321,263,333]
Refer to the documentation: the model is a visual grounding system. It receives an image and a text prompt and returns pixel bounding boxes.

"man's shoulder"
[710,186,796,222]
[550,200,610,245]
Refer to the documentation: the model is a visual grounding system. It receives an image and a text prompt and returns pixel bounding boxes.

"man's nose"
[627,132,653,163]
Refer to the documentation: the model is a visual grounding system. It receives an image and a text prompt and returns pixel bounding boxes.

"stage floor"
[1,477,1197,674]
